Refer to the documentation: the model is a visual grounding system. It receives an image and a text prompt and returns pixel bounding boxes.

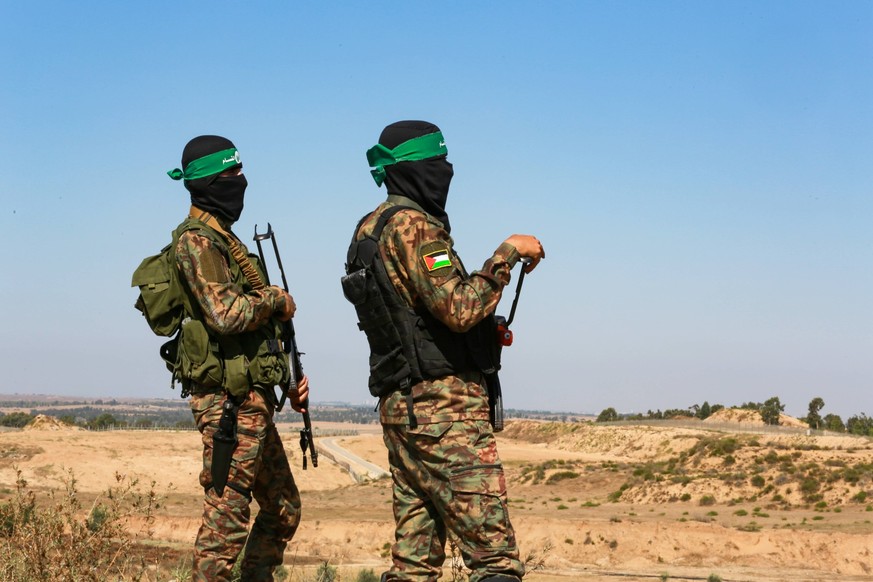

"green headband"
[167,148,241,181]
[366,131,447,186]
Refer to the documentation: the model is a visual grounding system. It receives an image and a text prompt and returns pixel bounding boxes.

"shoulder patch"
[419,241,453,275]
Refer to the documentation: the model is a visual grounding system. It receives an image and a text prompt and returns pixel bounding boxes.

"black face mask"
[186,172,247,224]
[384,157,454,232]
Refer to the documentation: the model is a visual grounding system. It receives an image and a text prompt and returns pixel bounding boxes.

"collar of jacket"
[188,205,234,237]
[385,195,446,229]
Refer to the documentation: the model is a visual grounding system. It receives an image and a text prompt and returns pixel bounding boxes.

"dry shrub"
[0,467,166,581]
[448,536,552,581]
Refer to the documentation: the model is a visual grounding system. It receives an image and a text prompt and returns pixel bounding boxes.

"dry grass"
[0,468,175,581]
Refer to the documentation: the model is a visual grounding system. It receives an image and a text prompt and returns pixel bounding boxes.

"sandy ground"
[2,415,872,581]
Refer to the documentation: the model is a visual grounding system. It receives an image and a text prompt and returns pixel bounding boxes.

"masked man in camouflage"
[343,121,545,582]
[167,135,309,581]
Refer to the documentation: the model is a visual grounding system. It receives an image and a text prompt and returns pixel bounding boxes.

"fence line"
[86,426,363,436]
[86,425,197,432]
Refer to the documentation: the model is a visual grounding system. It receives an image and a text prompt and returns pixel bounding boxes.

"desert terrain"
[1,409,871,581]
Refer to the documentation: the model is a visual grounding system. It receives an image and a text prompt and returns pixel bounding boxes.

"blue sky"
[1,2,870,420]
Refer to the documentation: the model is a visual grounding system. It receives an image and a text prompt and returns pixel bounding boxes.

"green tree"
[57,415,79,426]
[697,401,712,420]
[760,396,784,426]
[846,414,873,436]
[823,413,845,432]
[596,407,619,422]
[0,412,35,428]
[663,408,694,419]
[88,413,119,430]
[806,397,825,429]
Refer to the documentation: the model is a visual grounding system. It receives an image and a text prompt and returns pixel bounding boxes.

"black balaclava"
[379,121,454,233]
[181,135,247,224]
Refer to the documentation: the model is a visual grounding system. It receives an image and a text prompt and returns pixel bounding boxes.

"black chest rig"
[342,206,500,400]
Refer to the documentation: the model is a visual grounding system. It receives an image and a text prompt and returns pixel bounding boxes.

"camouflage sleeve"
[386,210,520,333]
[176,231,284,335]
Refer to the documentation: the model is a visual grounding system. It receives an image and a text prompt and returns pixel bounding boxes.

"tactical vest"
[150,217,289,398]
[342,205,500,398]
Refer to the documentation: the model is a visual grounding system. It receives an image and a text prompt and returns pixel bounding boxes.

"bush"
[596,407,619,422]
[0,468,163,581]
[800,477,820,498]
[546,471,580,484]
[314,561,338,582]
[0,412,35,428]
[86,504,110,532]
[355,569,379,582]
[699,495,716,506]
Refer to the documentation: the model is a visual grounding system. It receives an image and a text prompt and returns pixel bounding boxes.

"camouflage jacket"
[356,195,520,424]
[176,224,288,335]
[174,215,291,397]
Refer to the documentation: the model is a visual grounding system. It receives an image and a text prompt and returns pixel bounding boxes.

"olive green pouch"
[179,318,224,388]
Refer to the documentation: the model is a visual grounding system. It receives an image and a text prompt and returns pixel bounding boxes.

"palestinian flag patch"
[425,251,451,271]
[420,241,453,275]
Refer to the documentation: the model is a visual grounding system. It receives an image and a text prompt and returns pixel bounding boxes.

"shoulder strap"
[187,206,267,291]
[347,205,413,268]
[372,204,411,240]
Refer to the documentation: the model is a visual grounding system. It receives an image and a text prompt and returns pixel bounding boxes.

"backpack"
[131,225,195,337]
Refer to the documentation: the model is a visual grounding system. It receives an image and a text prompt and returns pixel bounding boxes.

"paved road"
[318,437,389,480]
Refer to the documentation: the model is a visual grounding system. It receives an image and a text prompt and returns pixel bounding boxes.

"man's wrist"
[496,242,521,269]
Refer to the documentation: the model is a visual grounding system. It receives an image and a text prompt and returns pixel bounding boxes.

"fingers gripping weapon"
[254,224,318,470]
[488,258,531,432]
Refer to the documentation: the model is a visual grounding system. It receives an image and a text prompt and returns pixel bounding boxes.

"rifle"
[487,258,531,432]
[253,223,318,470]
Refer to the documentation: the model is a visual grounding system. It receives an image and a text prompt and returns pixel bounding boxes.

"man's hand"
[290,375,309,413]
[274,288,296,321]
[504,234,545,273]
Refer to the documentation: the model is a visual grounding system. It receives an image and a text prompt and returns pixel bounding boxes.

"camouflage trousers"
[190,389,302,582]
[381,419,523,582]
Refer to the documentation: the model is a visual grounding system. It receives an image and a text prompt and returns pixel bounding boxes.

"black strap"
[373,204,411,239]
[347,204,415,271]
[351,204,414,244]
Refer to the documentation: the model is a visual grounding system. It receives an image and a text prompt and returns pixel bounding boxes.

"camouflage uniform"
[356,196,524,582]
[177,223,301,582]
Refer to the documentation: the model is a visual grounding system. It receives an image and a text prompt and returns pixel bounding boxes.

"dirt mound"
[503,420,702,462]
[502,419,574,443]
[23,414,81,431]
[705,407,806,427]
